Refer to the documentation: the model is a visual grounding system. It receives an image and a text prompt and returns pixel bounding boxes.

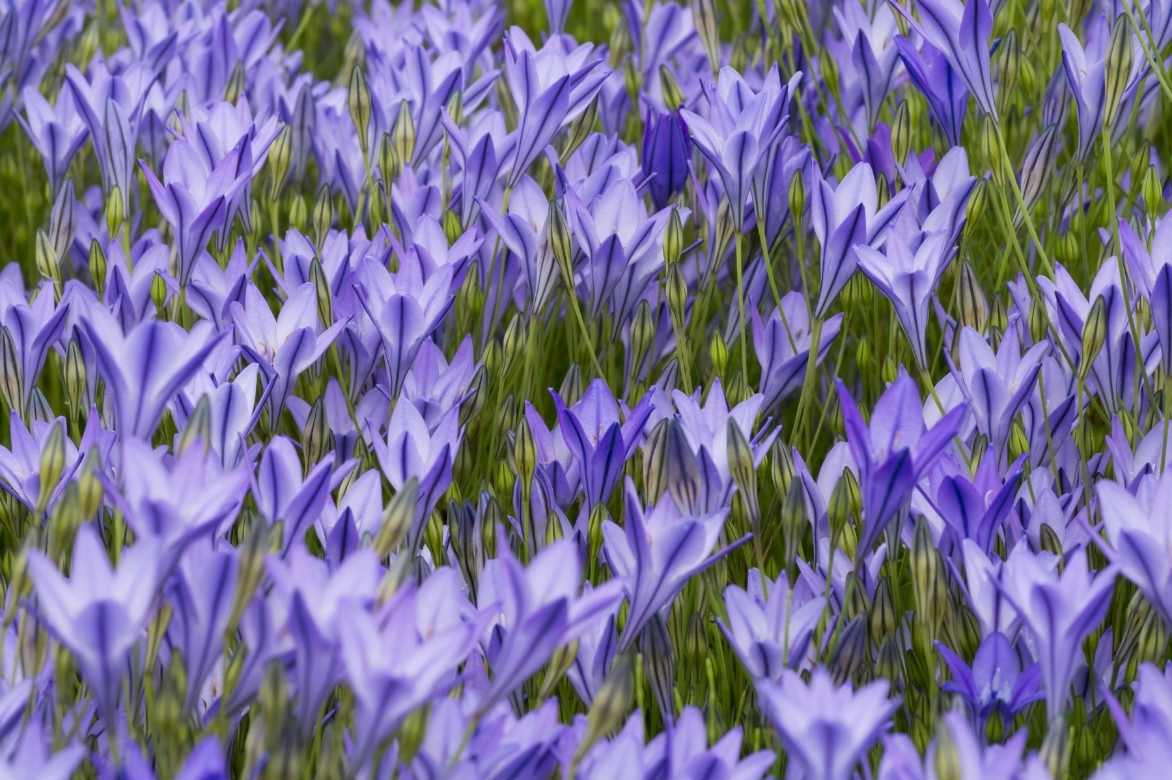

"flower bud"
[178,395,212,455]
[302,397,331,467]
[269,126,292,197]
[1029,294,1050,344]
[708,331,728,377]
[393,100,415,169]
[151,271,168,312]
[550,200,575,284]
[37,420,67,512]
[105,186,125,237]
[77,451,103,520]
[726,419,758,520]
[630,300,655,375]
[312,185,333,248]
[288,193,308,231]
[957,264,989,333]
[65,338,86,411]
[1104,17,1134,128]
[933,719,963,780]
[1079,295,1107,381]
[577,652,633,759]
[49,181,76,262]
[512,418,537,486]
[309,257,333,327]
[1143,167,1164,220]
[690,0,720,74]
[830,615,868,685]
[891,100,911,166]
[659,64,685,111]
[664,208,685,267]
[788,174,805,223]
[374,478,419,558]
[87,240,107,293]
[667,266,688,319]
[562,97,598,161]
[348,65,373,156]
[35,230,60,289]
[559,363,584,406]
[640,616,675,723]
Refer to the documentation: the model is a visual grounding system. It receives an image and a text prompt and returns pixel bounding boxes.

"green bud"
[77,452,103,520]
[178,395,213,455]
[709,331,728,377]
[933,719,963,780]
[659,64,685,111]
[1039,523,1063,556]
[65,338,85,411]
[513,418,537,486]
[312,185,333,248]
[379,132,399,184]
[105,186,125,237]
[726,420,758,520]
[788,175,805,222]
[225,63,245,104]
[151,271,168,312]
[690,0,720,74]
[1143,168,1164,219]
[37,420,67,512]
[393,100,416,169]
[302,397,331,468]
[288,193,308,231]
[988,296,1008,334]
[664,208,684,267]
[667,266,689,319]
[891,100,911,166]
[348,65,373,156]
[911,517,944,630]
[308,258,333,327]
[828,469,860,559]
[49,181,76,263]
[577,653,633,759]
[829,615,868,685]
[1079,295,1108,381]
[957,264,989,333]
[559,363,584,406]
[630,300,655,375]
[855,338,872,374]
[35,230,60,288]
[769,438,796,498]
[443,209,463,245]
[1008,419,1030,463]
[1104,17,1134,129]
[562,98,598,161]
[374,478,419,558]
[869,576,898,641]
[269,126,292,197]
[998,30,1019,116]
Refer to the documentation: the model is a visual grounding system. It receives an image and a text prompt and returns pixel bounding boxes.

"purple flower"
[166,541,238,714]
[880,712,1048,780]
[0,280,69,415]
[752,293,843,411]
[892,0,999,119]
[604,480,746,651]
[720,568,825,680]
[1000,542,1116,723]
[1097,471,1172,626]
[254,436,343,554]
[837,371,966,560]
[894,35,970,145]
[369,397,461,549]
[810,161,908,316]
[937,631,1042,724]
[1058,17,1143,159]
[1097,663,1172,779]
[477,538,623,710]
[19,86,87,194]
[681,66,799,229]
[757,668,898,780]
[78,305,225,439]
[27,525,159,723]
[855,221,955,368]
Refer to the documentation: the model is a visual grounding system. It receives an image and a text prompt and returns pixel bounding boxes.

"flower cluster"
[2,0,1172,776]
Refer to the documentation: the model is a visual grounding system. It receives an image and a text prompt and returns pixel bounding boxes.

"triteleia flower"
[1058,16,1143,160]
[477,538,623,710]
[368,397,461,550]
[338,568,484,770]
[681,65,799,229]
[579,706,775,780]
[751,293,843,412]
[480,176,560,315]
[1096,470,1172,627]
[891,0,999,119]
[879,711,1049,780]
[604,480,747,651]
[166,541,238,714]
[107,438,250,566]
[19,86,87,195]
[810,160,909,316]
[757,668,898,780]
[231,281,345,418]
[893,35,970,146]
[27,525,159,723]
[0,414,80,511]
[78,305,225,439]
[837,371,966,560]
[254,436,343,554]
[720,568,825,680]
[1000,542,1116,723]
[0,280,69,415]
[855,222,955,368]
[1096,663,1172,779]
[950,326,1048,462]
[937,631,1042,725]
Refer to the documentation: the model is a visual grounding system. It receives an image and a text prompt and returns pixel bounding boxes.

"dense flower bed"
[1,0,1170,776]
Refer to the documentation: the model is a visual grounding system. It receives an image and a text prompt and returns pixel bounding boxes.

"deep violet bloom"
[641,107,691,209]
